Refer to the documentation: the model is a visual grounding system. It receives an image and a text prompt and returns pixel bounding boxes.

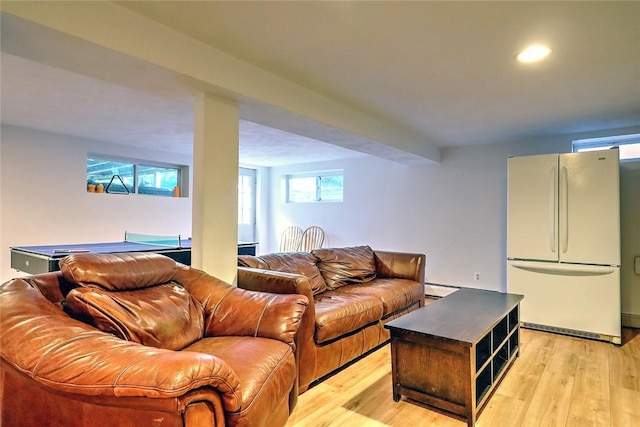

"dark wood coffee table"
[384,288,524,427]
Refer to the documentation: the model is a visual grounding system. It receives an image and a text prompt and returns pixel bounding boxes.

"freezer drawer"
[507,261,621,343]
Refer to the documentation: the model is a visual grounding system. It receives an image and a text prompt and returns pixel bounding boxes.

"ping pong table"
[11,235,259,275]
[10,236,193,275]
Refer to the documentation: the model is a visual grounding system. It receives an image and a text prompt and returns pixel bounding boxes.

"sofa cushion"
[258,252,327,295]
[312,246,377,290]
[65,283,204,350]
[60,252,178,291]
[333,277,424,317]
[238,255,269,269]
[313,291,383,344]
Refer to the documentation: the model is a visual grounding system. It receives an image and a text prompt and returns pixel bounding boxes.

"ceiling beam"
[0,2,440,164]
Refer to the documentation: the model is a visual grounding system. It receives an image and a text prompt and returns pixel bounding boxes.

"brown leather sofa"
[0,253,308,427]
[237,245,425,393]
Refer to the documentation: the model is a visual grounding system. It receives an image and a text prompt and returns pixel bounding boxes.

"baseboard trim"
[622,312,640,328]
[424,283,459,298]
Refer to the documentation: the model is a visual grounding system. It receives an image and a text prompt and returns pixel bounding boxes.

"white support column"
[192,93,239,284]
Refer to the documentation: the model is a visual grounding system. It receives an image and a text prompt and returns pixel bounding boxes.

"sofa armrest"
[0,279,243,412]
[374,250,426,283]
[175,266,308,351]
[237,267,315,302]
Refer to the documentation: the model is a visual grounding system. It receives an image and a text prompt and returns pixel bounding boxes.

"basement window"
[572,134,640,162]
[285,170,343,203]
[87,156,187,197]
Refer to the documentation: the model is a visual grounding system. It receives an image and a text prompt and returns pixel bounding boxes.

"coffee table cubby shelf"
[385,289,524,427]
[475,304,520,408]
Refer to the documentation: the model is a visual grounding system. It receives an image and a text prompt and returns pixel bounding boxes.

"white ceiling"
[2,1,639,166]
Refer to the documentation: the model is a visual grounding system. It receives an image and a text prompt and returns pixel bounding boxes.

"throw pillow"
[65,283,204,350]
[60,253,178,291]
[312,246,377,290]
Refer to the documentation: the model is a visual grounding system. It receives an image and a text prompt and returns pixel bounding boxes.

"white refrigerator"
[507,149,621,344]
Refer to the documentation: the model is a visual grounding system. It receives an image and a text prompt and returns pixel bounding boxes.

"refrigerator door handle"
[560,166,569,254]
[548,167,556,253]
[509,261,616,276]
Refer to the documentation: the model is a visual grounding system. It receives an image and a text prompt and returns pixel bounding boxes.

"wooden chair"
[300,226,325,252]
[279,226,303,252]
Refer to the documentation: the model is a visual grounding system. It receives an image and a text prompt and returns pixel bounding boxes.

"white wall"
[269,131,640,324]
[620,160,640,327]
[0,125,192,282]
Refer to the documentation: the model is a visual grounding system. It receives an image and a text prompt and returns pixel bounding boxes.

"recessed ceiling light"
[516,45,551,63]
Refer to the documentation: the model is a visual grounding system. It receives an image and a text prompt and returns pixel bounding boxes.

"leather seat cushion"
[184,336,296,426]
[333,278,424,316]
[313,291,384,344]
[65,282,204,350]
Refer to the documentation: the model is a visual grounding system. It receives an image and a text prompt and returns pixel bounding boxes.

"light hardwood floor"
[286,327,640,427]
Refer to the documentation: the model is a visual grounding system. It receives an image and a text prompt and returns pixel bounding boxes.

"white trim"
[424,283,459,298]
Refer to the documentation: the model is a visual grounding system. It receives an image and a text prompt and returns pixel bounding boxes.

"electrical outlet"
[474,272,481,281]
[635,256,640,275]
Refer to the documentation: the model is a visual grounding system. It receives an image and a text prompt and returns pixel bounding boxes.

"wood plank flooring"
[286,327,640,427]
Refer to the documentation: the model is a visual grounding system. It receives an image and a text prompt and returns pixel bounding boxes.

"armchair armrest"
[237,267,318,392]
[374,250,426,283]
[0,279,242,412]
[175,266,308,351]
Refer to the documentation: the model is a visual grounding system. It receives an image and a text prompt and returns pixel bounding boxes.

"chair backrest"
[300,226,325,252]
[279,226,303,252]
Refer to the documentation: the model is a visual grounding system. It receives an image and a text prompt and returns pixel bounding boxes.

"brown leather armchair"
[0,253,308,427]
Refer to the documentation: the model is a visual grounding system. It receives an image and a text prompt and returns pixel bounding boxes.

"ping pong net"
[125,232,186,248]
